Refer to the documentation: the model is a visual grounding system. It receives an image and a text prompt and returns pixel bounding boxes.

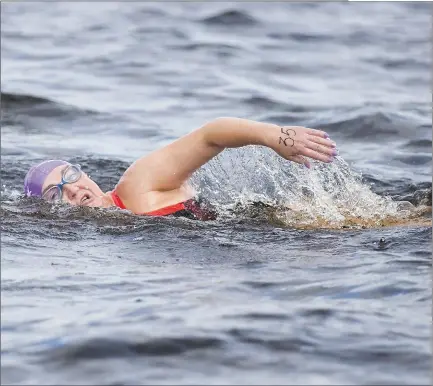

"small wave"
[299,308,334,321]
[1,91,96,118]
[1,201,140,226]
[2,92,54,106]
[362,176,432,207]
[318,111,413,140]
[369,58,430,71]
[228,328,315,352]
[396,189,431,207]
[242,96,289,110]
[392,154,431,166]
[401,139,432,150]
[344,30,376,46]
[336,282,423,299]
[40,335,223,363]
[201,10,257,26]
[230,312,290,321]
[386,258,432,269]
[241,279,290,289]
[127,5,169,23]
[268,32,332,43]
[1,162,30,187]
[319,343,430,369]
[1,91,100,137]
[170,42,239,52]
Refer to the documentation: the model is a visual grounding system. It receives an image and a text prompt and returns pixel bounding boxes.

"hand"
[269,125,337,168]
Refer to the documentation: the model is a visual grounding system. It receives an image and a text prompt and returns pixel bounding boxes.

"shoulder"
[113,177,150,213]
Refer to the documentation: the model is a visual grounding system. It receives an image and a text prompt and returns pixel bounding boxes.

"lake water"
[1,2,431,385]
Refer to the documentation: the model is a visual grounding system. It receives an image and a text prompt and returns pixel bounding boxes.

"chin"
[94,194,112,208]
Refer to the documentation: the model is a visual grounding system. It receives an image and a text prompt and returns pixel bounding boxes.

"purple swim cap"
[24,160,70,197]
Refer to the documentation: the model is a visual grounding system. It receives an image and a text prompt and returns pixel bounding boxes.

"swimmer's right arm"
[116,117,336,211]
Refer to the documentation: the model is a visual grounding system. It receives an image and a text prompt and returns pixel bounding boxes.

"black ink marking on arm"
[278,127,296,147]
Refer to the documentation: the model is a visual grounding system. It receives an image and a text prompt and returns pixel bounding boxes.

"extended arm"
[116,117,336,210]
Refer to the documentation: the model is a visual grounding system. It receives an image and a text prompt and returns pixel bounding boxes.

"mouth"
[79,191,93,206]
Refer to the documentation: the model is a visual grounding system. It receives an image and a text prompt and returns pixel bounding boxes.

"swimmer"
[24,117,337,220]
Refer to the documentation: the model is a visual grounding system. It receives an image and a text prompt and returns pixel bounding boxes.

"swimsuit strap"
[145,202,186,216]
[110,190,127,209]
[110,189,186,215]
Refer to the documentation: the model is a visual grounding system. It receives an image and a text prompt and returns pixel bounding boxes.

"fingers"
[301,147,333,163]
[307,128,329,139]
[307,135,336,148]
[305,141,337,157]
[304,128,337,158]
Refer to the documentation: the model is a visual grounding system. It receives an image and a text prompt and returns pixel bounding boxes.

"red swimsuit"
[110,190,217,221]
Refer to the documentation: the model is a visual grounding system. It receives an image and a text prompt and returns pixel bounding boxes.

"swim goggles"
[42,164,82,202]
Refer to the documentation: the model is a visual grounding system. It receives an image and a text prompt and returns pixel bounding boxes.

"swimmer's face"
[42,165,109,207]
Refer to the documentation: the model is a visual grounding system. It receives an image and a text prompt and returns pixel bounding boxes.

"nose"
[62,183,81,201]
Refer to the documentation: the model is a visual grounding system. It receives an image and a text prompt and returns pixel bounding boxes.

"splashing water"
[190,147,430,229]
[1,149,430,230]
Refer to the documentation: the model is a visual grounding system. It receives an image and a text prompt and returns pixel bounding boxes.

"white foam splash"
[190,146,415,227]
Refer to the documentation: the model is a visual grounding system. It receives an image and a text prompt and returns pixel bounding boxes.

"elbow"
[209,116,235,126]
[204,116,236,133]
[201,117,228,148]
[201,116,239,148]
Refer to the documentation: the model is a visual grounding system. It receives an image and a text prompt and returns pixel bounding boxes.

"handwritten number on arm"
[279,127,296,147]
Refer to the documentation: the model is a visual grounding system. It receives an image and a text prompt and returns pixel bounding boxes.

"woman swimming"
[24,117,337,220]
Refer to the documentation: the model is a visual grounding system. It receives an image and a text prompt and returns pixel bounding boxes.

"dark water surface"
[1,2,431,385]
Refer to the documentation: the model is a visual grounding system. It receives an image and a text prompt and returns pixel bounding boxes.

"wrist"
[261,122,281,150]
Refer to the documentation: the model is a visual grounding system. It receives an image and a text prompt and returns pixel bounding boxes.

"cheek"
[84,177,103,193]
